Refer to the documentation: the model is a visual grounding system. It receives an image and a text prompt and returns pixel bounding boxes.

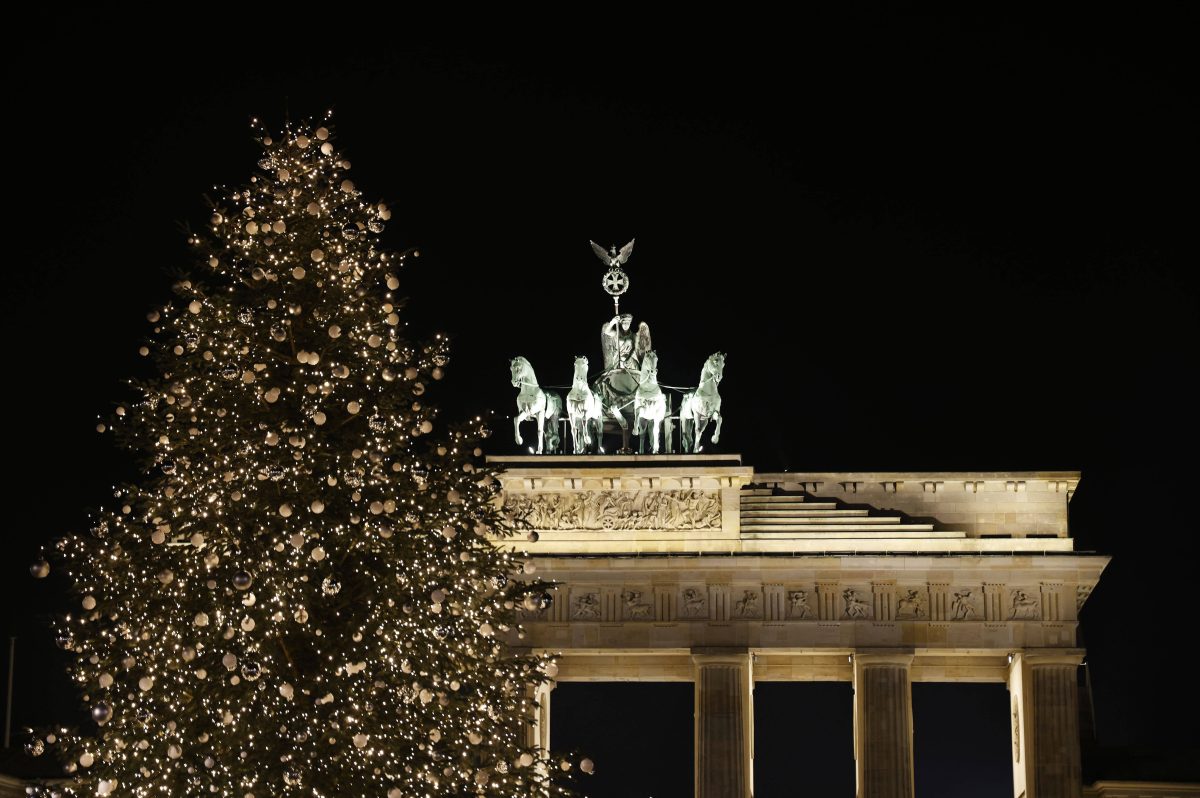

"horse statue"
[680,352,725,453]
[510,356,563,454]
[566,356,604,454]
[633,350,667,454]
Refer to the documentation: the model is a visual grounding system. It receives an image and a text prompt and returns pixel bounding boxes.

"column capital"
[853,649,915,669]
[692,647,751,667]
[1012,649,1085,669]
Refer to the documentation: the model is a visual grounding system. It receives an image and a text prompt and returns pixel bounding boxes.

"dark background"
[4,8,1197,793]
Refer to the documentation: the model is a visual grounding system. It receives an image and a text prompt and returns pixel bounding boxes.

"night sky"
[4,9,1197,793]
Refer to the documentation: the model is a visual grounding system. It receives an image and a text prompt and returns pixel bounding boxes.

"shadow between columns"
[754,682,855,797]
[552,682,694,798]
[913,683,1012,798]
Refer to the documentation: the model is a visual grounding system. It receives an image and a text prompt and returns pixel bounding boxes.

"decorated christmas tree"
[28,118,583,797]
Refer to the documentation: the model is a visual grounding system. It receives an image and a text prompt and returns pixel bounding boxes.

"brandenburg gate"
[500,242,1108,797]
[497,454,1106,798]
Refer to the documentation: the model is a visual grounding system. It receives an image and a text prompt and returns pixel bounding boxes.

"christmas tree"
[29,118,584,797]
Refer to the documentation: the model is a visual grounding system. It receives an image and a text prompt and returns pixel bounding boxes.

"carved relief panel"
[841,587,873,620]
[570,590,602,620]
[895,588,927,620]
[786,588,815,620]
[621,589,655,621]
[678,586,709,619]
[1008,588,1041,620]
[732,588,763,619]
[505,490,721,531]
[950,587,981,621]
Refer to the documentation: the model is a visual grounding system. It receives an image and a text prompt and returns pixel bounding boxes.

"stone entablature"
[756,471,1079,538]
[491,457,1081,554]
[519,555,1106,652]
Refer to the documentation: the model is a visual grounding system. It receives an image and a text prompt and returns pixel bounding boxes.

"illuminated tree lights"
[28,118,581,798]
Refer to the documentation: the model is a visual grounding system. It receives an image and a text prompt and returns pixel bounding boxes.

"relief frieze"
[505,490,721,531]
[533,583,1049,624]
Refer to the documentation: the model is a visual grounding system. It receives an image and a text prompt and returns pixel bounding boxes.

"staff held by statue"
[592,239,634,318]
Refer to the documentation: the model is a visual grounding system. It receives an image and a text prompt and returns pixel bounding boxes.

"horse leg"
[570,414,583,455]
[548,396,562,453]
[711,411,722,445]
[651,418,661,454]
[665,396,674,454]
[697,415,713,453]
[535,410,545,454]
[514,410,527,445]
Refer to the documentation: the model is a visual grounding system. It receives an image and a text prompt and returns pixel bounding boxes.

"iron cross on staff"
[591,238,636,316]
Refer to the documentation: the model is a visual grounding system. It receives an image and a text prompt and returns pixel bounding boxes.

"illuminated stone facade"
[496,454,1118,798]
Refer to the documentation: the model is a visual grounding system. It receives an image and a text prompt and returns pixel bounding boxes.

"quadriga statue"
[633,350,667,454]
[680,352,725,453]
[566,356,604,454]
[509,356,562,454]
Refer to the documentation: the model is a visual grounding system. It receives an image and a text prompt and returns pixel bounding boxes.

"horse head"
[572,355,589,381]
[640,350,659,376]
[510,356,531,387]
[706,352,726,383]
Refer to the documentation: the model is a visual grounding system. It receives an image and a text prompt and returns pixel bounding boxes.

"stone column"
[528,679,554,752]
[693,649,753,798]
[853,651,914,798]
[1008,651,1083,798]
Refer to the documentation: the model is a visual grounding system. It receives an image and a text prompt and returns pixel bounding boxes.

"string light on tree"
[29,115,589,798]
